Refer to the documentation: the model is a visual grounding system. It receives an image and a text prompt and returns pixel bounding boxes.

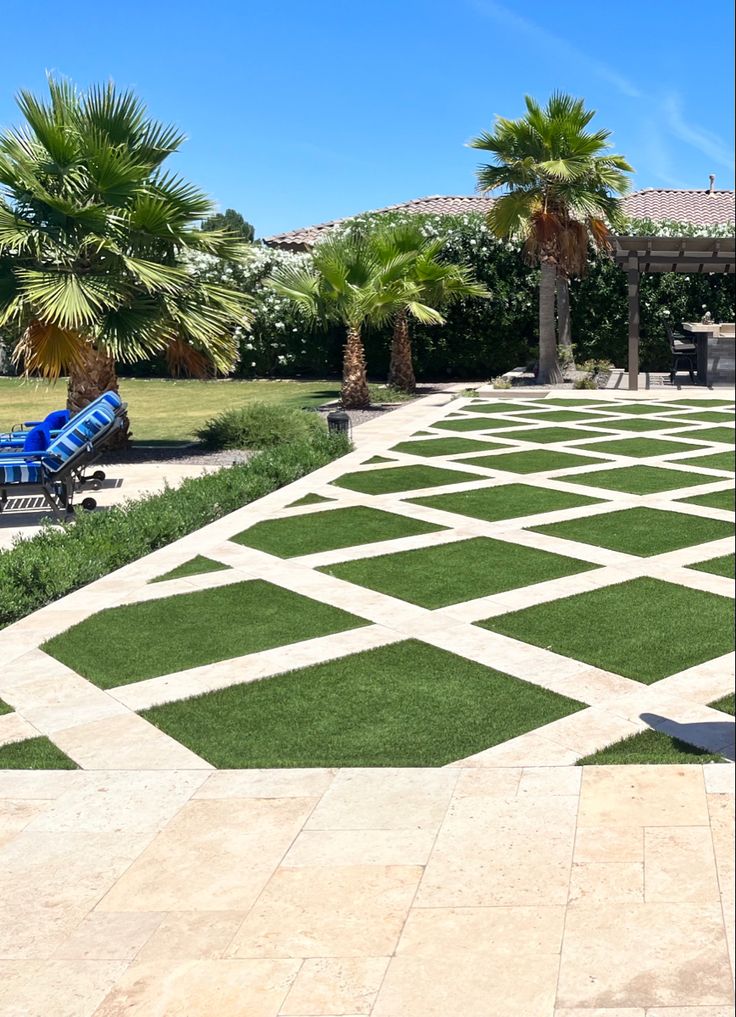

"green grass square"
[540,399,602,407]
[409,482,602,523]
[478,576,735,683]
[577,729,726,765]
[603,417,693,432]
[573,437,709,458]
[502,409,614,423]
[140,640,585,767]
[150,556,231,584]
[603,403,681,415]
[453,449,605,474]
[42,580,370,688]
[463,401,536,414]
[531,506,734,556]
[233,506,445,558]
[687,553,735,579]
[435,416,530,432]
[0,697,12,716]
[678,488,735,511]
[331,464,483,495]
[677,410,736,423]
[317,536,597,609]
[497,426,618,444]
[286,493,335,508]
[390,437,506,457]
[676,452,734,472]
[673,399,735,407]
[361,455,396,465]
[557,465,719,496]
[711,692,735,715]
[668,426,734,444]
[0,737,78,769]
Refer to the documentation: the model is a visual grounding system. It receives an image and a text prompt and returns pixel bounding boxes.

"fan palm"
[0,77,252,440]
[470,93,632,383]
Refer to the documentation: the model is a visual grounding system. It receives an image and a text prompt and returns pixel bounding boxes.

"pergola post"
[627,255,640,391]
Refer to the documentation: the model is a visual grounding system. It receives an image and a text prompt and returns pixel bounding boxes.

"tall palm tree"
[0,77,252,439]
[470,93,632,384]
[371,222,489,392]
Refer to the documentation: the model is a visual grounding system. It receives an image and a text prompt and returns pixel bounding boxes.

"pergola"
[613,235,736,390]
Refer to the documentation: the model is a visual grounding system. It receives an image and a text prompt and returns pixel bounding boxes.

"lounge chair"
[0,408,71,450]
[0,392,126,518]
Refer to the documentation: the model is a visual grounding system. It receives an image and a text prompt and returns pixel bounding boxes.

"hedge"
[0,429,350,629]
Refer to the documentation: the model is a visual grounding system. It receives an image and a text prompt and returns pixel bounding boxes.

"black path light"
[327,409,352,439]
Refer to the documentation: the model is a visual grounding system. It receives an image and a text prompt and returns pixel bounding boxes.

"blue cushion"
[45,409,71,431]
[23,424,51,453]
[0,458,44,485]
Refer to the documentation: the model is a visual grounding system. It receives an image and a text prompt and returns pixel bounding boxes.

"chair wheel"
[92,470,105,482]
[81,497,97,512]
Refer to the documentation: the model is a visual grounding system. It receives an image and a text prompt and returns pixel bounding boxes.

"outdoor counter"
[682,323,735,386]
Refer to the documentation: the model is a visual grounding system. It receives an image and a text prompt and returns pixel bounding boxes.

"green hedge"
[0,429,350,629]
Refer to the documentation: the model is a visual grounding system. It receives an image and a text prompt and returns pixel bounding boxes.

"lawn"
[577,729,726,765]
[140,640,585,767]
[678,488,735,511]
[478,577,735,683]
[669,426,735,444]
[676,451,734,472]
[410,482,603,523]
[557,465,718,495]
[495,426,618,444]
[0,376,340,442]
[390,437,506,457]
[600,417,693,432]
[0,736,78,768]
[0,697,12,715]
[569,436,709,458]
[711,692,735,715]
[151,556,231,583]
[687,553,735,579]
[456,449,609,474]
[331,464,484,495]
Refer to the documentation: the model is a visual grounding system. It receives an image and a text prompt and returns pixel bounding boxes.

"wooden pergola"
[613,235,735,390]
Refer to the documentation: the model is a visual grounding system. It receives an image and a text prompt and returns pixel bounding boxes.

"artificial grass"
[601,403,682,415]
[676,410,736,423]
[669,426,735,445]
[0,697,12,716]
[678,488,735,511]
[539,399,601,407]
[318,536,597,609]
[233,505,445,558]
[286,493,335,508]
[410,482,602,523]
[361,455,396,465]
[531,506,734,557]
[676,451,734,472]
[571,436,709,458]
[602,417,693,432]
[687,553,735,579]
[673,399,735,407]
[452,449,604,474]
[435,416,532,432]
[150,556,231,584]
[140,639,586,768]
[478,576,735,684]
[577,728,725,765]
[331,464,483,495]
[710,692,735,716]
[390,437,506,457]
[464,401,539,414]
[42,580,370,688]
[501,409,614,423]
[557,465,718,496]
[496,426,618,444]
[0,736,78,769]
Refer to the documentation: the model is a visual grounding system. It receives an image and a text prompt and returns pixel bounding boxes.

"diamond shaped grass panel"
[463,401,540,414]
[557,465,719,496]
[602,403,683,415]
[501,409,614,423]
[687,553,735,579]
[451,449,605,474]
[677,410,736,423]
[601,416,694,432]
[676,451,734,472]
[496,426,618,444]
[0,737,78,769]
[539,399,602,408]
[390,436,506,457]
[573,436,709,458]
[331,464,484,496]
[409,482,603,523]
[711,692,735,715]
[150,556,231,584]
[478,577,735,684]
[361,455,396,465]
[668,426,735,445]
[233,505,445,558]
[677,488,735,511]
[317,535,598,609]
[140,640,585,768]
[577,729,726,765]
[0,697,12,715]
[286,493,335,508]
[435,416,530,433]
[531,506,734,556]
[42,580,370,688]
[673,399,735,407]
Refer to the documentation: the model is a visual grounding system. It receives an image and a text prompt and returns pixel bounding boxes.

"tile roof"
[264,189,735,249]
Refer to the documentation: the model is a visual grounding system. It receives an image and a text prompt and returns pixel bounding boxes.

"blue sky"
[2,0,734,237]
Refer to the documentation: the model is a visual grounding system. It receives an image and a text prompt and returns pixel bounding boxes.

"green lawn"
[676,451,734,472]
[42,580,369,688]
[0,697,12,716]
[674,399,735,407]
[501,409,614,423]
[390,437,506,457]
[497,426,618,444]
[569,436,709,458]
[601,417,693,432]
[558,465,718,495]
[286,493,335,508]
[602,403,685,415]
[531,506,734,557]
[669,426,735,444]
[150,556,231,583]
[577,729,726,765]
[678,488,735,511]
[454,449,608,474]
[436,416,534,433]
[0,736,78,769]
[463,401,543,414]
[677,410,735,423]
[411,482,602,522]
[318,535,597,609]
[711,692,735,715]
[0,377,340,442]
[687,554,735,579]
[331,464,483,495]
[233,505,445,558]
[140,640,585,767]
[478,577,735,684]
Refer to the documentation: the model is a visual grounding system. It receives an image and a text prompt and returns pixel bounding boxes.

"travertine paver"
[0,763,731,1015]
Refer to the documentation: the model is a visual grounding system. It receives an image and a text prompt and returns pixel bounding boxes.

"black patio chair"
[667,325,697,384]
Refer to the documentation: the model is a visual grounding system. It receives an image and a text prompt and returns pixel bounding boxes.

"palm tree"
[470,93,632,384]
[371,222,489,392]
[0,77,252,439]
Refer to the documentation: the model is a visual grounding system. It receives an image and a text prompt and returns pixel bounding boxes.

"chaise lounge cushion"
[0,458,44,485]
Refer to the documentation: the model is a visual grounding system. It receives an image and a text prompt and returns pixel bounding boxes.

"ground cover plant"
[455,449,606,474]
[677,410,735,423]
[676,451,734,472]
[317,535,597,608]
[674,399,735,407]
[558,465,719,495]
[602,403,686,415]
[140,640,585,767]
[150,556,231,583]
[434,416,531,432]
[678,488,735,511]
[711,692,735,715]
[570,436,709,458]
[0,736,78,768]
[410,482,602,522]
[599,417,694,432]
[668,426,734,445]
[495,426,618,444]
[462,401,544,414]
[531,506,734,556]
[687,554,735,579]
[478,576,735,683]
[390,437,506,457]
[233,506,445,558]
[577,729,725,765]
[500,409,615,423]
[42,579,369,688]
[331,464,484,496]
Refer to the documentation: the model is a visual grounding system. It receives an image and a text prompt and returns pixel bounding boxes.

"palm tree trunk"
[387,310,416,393]
[67,344,129,446]
[538,260,562,384]
[556,275,573,352]
[341,325,371,409]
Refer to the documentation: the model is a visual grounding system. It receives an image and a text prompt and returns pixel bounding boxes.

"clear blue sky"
[3,0,734,237]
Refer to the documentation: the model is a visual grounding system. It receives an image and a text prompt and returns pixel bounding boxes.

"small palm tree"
[0,77,252,438]
[371,222,489,392]
[470,93,632,383]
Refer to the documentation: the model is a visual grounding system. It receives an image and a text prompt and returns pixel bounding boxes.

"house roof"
[264,189,735,250]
